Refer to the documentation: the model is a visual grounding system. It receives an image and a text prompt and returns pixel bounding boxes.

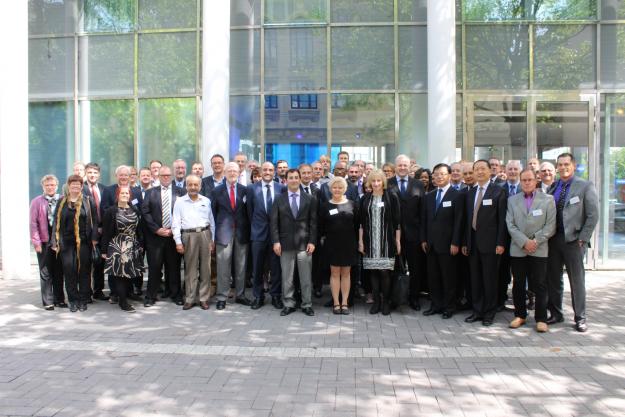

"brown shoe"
[536,322,548,333]
[182,302,195,310]
[509,317,526,329]
[200,301,210,310]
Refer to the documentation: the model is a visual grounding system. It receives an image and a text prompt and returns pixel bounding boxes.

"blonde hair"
[365,169,387,190]
[40,174,59,186]
[328,176,347,191]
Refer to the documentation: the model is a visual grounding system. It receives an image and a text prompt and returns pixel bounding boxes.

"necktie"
[400,178,406,195]
[290,193,299,218]
[435,188,443,212]
[472,187,484,231]
[229,184,236,210]
[265,184,272,213]
[162,187,171,228]
[304,186,310,194]
[91,184,99,212]
[509,184,516,195]
[557,182,569,212]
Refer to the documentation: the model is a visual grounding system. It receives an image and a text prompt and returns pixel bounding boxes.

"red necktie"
[91,184,100,212]
[229,184,236,210]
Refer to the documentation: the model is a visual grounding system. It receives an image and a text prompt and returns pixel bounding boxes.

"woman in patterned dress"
[358,170,401,316]
[101,186,144,312]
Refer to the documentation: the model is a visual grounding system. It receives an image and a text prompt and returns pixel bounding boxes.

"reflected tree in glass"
[265,0,326,23]
[29,0,77,35]
[78,35,134,97]
[602,0,625,19]
[138,0,197,29]
[398,0,427,22]
[464,0,596,21]
[83,0,135,32]
[29,38,75,99]
[331,94,395,147]
[601,24,625,88]
[231,0,261,26]
[331,0,393,23]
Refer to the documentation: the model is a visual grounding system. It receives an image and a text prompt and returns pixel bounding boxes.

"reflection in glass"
[230,96,261,162]
[457,94,463,155]
[29,102,75,200]
[138,0,197,29]
[84,0,135,32]
[265,95,327,165]
[536,101,589,177]
[466,25,529,89]
[600,24,625,88]
[602,0,625,19]
[231,0,261,26]
[331,0,393,23]
[230,29,261,93]
[457,26,462,89]
[399,27,427,90]
[138,98,197,167]
[265,0,327,24]
[332,27,394,90]
[29,38,75,99]
[139,32,197,96]
[84,100,135,184]
[398,0,427,22]
[29,0,76,35]
[533,25,596,89]
[473,100,527,163]
[398,94,428,164]
[464,0,596,21]
[264,28,326,92]
[78,35,134,97]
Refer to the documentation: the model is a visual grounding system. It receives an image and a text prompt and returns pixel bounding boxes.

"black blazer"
[201,175,224,198]
[387,176,425,243]
[211,182,250,245]
[83,182,106,222]
[141,185,186,238]
[420,187,463,253]
[100,184,143,213]
[49,195,99,250]
[359,191,401,258]
[100,205,144,254]
[270,190,318,251]
[463,183,508,253]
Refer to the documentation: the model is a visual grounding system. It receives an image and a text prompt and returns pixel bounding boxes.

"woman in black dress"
[101,185,144,312]
[319,176,359,315]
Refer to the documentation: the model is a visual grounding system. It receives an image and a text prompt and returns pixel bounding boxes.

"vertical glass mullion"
[134,0,139,168]
[393,0,399,155]
[528,22,534,90]
[196,0,201,161]
[326,0,332,156]
[260,1,266,161]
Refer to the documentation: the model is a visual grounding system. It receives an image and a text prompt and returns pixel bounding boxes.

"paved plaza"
[1,267,625,417]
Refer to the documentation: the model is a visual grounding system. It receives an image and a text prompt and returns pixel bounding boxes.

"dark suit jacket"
[270,191,318,251]
[463,183,508,254]
[211,182,250,245]
[100,184,143,213]
[420,187,463,254]
[387,176,425,243]
[141,185,186,239]
[100,205,144,254]
[247,181,286,242]
[83,183,106,223]
[201,175,225,198]
[319,181,360,205]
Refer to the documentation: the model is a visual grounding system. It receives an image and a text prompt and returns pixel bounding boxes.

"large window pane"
[473,100,527,163]
[84,100,135,185]
[29,37,74,99]
[230,96,261,162]
[332,27,394,90]
[78,35,134,97]
[601,24,625,88]
[534,25,596,89]
[29,0,77,35]
[231,0,261,26]
[464,0,596,21]
[230,29,261,93]
[399,94,428,164]
[138,98,197,167]
[533,0,597,20]
[399,26,428,90]
[139,32,197,96]
[84,0,135,33]
[29,102,75,200]
[264,28,326,92]
[602,0,625,19]
[398,0,427,22]
[265,0,327,24]
[457,26,463,89]
[331,0,393,23]
[264,95,327,165]
[138,0,197,29]
[466,25,529,89]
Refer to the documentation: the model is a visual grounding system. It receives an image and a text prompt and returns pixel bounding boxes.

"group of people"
[30,150,598,332]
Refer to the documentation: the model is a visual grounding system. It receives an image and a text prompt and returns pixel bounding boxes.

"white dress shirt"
[473,181,490,208]
[172,194,216,245]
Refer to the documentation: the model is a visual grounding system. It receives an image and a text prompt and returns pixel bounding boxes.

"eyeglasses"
[540,170,553,174]
[159,174,172,178]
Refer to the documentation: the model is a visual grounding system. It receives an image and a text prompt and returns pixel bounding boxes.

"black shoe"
[409,300,421,311]
[546,315,564,325]
[423,308,440,316]
[235,297,252,306]
[575,319,588,332]
[120,304,135,313]
[78,303,87,312]
[93,292,109,301]
[457,301,472,311]
[302,307,315,316]
[143,299,154,307]
[464,314,482,323]
[314,289,323,298]
[251,298,264,310]
[69,303,78,312]
[44,305,54,311]
[174,298,184,306]
[482,318,493,326]
[442,311,453,319]
[280,307,296,316]
[381,302,391,316]
[54,302,68,308]
[109,296,119,305]
[216,301,226,310]
[272,296,284,310]
[369,303,380,314]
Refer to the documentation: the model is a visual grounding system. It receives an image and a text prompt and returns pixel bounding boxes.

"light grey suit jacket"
[506,191,556,257]
[549,176,599,245]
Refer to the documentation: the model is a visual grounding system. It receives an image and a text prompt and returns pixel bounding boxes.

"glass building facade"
[26,0,625,268]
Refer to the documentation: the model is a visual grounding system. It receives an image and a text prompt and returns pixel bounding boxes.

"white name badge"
[532,209,543,217]
[442,201,452,208]
[329,208,339,216]
[131,198,138,206]
[377,201,385,208]
[482,199,493,206]
[569,196,580,205]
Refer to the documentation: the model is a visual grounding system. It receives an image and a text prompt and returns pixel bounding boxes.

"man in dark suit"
[299,164,323,298]
[271,169,318,316]
[450,162,467,191]
[212,162,252,310]
[173,159,187,189]
[141,165,186,306]
[421,163,463,319]
[83,162,107,301]
[247,162,285,310]
[489,158,506,185]
[319,162,359,204]
[100,165,143,213]
[462,159,508,326]
[201,154,226,198]
[387,154,426,310]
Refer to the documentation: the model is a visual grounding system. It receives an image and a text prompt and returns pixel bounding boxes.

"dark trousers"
[469,243,500,319]
[405,240,425,301]
[251,240,281,300]
[112,276,131,308]
[497,251,511,306]
[546,233,587,321]
[145,236,181,302]
[510,256,548,322]
[91,245,108,296]
[36,243,63,306]
[370,269,391,304]
[456,254,472,307]
[427,251,458,312]
[60,242,91,304]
